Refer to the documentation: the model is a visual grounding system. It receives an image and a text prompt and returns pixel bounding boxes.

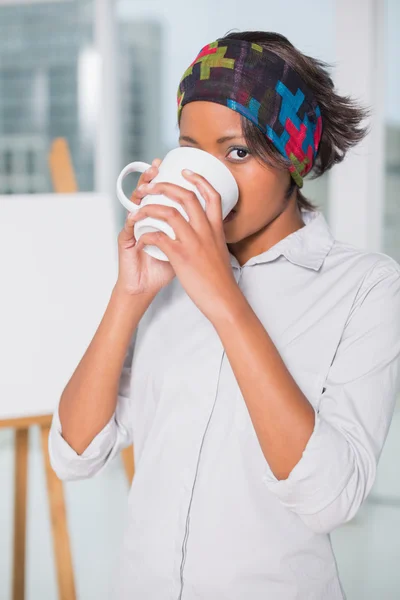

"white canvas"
[0,193,119,420]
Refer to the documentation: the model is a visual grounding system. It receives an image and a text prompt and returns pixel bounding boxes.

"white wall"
[117,0,335,149]
[386,0,400,126]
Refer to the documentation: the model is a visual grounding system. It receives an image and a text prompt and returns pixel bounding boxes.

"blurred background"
[0,0,399,598]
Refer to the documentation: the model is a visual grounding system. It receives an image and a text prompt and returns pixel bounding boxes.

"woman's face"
[179,101,300,262]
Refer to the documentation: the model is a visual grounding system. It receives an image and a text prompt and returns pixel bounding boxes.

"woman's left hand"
[130,169,240,323]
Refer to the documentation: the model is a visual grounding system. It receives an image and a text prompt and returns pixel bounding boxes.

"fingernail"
[182,169,194,175]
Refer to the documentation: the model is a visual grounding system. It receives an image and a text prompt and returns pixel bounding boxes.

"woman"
[49,31,400,599]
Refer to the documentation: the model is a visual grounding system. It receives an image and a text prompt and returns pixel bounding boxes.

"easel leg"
[40,424,76,600]
[121,444,135,485]
[13,428,29,600]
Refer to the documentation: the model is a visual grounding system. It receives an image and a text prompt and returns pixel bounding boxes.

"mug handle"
[116,161,152,212]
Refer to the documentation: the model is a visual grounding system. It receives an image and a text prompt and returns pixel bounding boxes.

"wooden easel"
[1,139,136,599]
[1,414,75,600]
[2,415,135,600]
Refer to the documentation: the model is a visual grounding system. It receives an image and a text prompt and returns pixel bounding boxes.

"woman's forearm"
[211,287,315,481]
[58,286,155,455]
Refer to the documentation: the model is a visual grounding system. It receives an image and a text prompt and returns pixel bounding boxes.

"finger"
[130,164,160,204]
[119,211,139,244]
[182,170,224,226]
[131,203,195,247]
[138,158,162,186]
[139,158,162,187]
[135,229,174,257]
[140,165,159,185]
[137,181,205,230]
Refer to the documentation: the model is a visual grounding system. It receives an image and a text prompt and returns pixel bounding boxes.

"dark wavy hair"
[210,30,370,211]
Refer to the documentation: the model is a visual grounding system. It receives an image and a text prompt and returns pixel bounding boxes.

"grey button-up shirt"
[49,208,400,599]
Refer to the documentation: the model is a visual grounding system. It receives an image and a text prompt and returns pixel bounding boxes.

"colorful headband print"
[177,39,323,188]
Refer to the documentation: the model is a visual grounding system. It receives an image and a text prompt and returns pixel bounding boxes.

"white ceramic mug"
[116,146,239,261]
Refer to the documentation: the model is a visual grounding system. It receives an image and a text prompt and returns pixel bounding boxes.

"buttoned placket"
[176,260,244,600]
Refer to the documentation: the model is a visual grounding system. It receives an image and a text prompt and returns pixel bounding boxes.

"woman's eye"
[228,147,250,161]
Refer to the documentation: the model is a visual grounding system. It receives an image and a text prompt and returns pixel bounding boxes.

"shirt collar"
[228,209,334,271]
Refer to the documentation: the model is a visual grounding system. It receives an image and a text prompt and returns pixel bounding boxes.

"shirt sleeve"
[48,329,137,481]
[262,260,400,534]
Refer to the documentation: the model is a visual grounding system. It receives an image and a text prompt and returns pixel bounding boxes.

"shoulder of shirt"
[328,238,400,291]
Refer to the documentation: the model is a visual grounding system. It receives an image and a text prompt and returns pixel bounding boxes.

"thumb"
[119,211,138,245]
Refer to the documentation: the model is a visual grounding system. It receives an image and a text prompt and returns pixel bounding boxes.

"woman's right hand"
[115,158,176,297]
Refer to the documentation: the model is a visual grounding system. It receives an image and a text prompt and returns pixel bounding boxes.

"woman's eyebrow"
[179,134,245,144]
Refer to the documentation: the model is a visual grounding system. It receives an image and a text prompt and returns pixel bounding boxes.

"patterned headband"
[177,38,323,188]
